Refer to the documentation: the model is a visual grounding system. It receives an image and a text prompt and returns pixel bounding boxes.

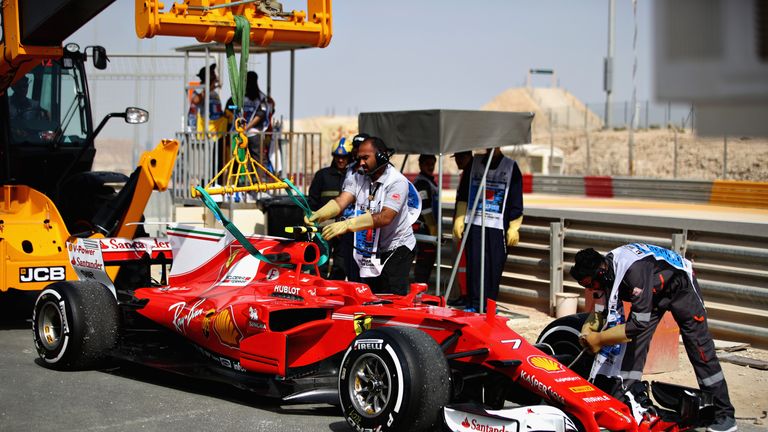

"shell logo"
[527,355,563,372]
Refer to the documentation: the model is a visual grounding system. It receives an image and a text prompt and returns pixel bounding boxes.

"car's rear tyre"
[32,281,118,370]
[536,313,594,378]
[339,326,450,432]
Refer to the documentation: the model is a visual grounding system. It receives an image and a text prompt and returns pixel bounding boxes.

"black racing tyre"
[536,313,594,378]
[339,326,451,432]
[32,281,119,370]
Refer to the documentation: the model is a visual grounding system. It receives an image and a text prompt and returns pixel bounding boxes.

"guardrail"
[407,173,768,208]
[438,204,768,348]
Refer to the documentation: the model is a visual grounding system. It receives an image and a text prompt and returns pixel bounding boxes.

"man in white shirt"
[305,136,419,295]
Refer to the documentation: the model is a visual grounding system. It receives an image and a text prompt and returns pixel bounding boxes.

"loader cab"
[1,44,148,234]
[1,44,96,195]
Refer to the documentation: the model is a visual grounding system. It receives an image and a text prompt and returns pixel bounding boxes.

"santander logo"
[460,416,509,432]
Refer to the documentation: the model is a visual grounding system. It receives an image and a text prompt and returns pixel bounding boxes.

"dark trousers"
[363,246,414,296]
[618,275,735,419]
[465,225,506,311]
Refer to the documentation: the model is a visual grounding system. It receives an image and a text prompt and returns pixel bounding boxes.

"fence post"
[672,231,687,256]
[549,109,554,174]
[549,222,564,316]
[645,100,650,129]
[723,135,728,179]
[585,106,591,175]
[673,128,679,179]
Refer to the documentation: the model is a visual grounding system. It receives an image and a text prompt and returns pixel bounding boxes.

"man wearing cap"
[453,148,523,312]
[307,138,354,280]
[413,154,438,285]
[570,245,737,432]
[305,136,420,295]
[224,71,274,163]
[191,64,228,175]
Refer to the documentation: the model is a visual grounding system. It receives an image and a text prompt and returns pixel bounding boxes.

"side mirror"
[93,107,149,139]
[92,46,108,70]
[125,107,149,124]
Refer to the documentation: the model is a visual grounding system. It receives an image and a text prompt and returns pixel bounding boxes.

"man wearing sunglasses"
[570,245,736,432]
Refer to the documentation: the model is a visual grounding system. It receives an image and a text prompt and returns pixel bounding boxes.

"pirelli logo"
[19,266,66,283]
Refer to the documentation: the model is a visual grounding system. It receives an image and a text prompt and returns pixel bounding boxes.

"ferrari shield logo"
[353,314,372,335]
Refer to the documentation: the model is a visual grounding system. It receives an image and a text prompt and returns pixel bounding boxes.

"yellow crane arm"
[135,0,332,47]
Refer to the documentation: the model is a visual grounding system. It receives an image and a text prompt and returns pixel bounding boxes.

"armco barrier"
[404,173,766,207]
[710,180,768,209]
[583,176,613,198]
[438,203,768,348]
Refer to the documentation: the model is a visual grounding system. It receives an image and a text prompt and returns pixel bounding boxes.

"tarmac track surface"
[0,320,764,432]
[0,320,344,432]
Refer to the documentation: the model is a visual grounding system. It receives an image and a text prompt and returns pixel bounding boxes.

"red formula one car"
[32,225,713,432]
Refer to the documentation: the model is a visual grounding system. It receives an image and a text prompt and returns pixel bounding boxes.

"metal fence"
[171,131,322,205]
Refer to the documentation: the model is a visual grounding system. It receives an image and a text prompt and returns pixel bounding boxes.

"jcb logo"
[19,267,66,283]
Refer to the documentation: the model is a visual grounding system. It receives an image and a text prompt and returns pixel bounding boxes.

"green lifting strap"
[194,186,291,268]
[282,178,330,267]
[226,15,251,178]
[226,15,250,112]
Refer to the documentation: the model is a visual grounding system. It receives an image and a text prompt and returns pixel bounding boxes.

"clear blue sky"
[70,0,653,144]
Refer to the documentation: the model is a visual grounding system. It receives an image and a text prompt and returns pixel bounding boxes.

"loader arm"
[90,139,179,239]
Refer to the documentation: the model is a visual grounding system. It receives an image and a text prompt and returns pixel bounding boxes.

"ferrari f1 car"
[32,225,715,432]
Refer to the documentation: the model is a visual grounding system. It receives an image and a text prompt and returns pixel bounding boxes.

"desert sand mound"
[482,87,603,131]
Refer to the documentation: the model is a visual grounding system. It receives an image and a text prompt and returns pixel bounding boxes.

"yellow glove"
[581,324,630,354]
[305,199,341,225]
[322,212,374,240]
[423,213,437,236]
[506,215,523,247]
[453,201,467,240]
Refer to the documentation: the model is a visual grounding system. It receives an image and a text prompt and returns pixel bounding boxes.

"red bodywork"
[119,231,677,432]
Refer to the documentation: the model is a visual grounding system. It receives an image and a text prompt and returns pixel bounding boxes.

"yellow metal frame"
[191,120,288,197]
[0,1,63,90]
[135,0,332,47]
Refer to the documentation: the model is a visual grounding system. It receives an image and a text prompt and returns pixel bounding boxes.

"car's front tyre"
[339,326,450,432]
[32,281,118,370]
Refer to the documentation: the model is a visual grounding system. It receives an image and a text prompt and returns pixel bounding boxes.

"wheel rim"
[38,301,63,351]
[348,353,392,418]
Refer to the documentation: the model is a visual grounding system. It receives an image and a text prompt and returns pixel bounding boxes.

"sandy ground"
[501,302,768,427]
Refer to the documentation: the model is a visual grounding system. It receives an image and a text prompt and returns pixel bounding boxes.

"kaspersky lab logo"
[19,266,66,283]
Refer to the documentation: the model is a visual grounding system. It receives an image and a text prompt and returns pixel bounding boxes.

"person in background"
[307,138,353,280]
[191,64,229,176]
[447,150,473,307]
[225,71,274,164]
[306,136,418,295]
[8,75,50,142]
[453,147,523,312]
[570,245,737,432]
[412,154,438,285]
